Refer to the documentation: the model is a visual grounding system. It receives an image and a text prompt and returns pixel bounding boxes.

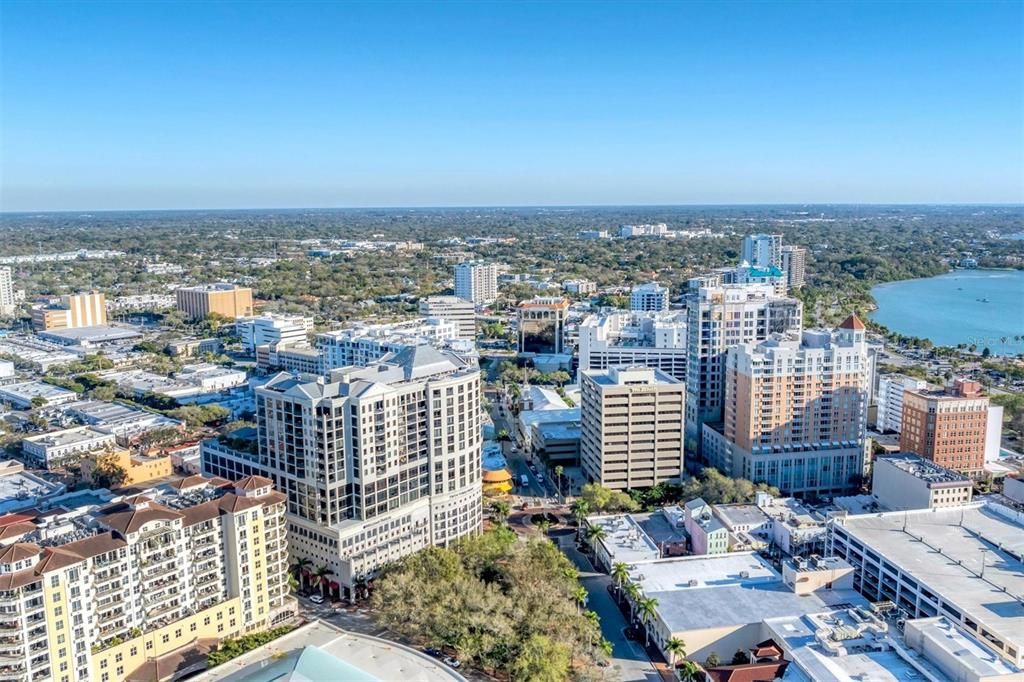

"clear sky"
[1,0,1022,211]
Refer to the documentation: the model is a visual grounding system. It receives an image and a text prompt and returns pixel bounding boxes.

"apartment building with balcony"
[580,366,686,490]
[684,281,803,457]
[0,474,291,682]
[705,316,871,496]
[453,262,498,305]
[203,345,483,598]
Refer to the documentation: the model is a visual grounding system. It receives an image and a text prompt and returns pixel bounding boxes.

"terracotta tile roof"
[0,522,37,541]
[100,504,182,535]
[59,531,127,561]
[35,547,86,573]
[217,493,262,515]
[0,566,42,590]
[178,500,222,528]
[706,661,789,682]
[750,639,784,659]
[257,491,287,507]
[235,475,273,491]
[0,510,42,528]
[0,543,40,564]
[168,474,209,491]
[838,314,865,330]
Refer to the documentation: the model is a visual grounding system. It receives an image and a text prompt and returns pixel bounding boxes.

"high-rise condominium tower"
[454,262,498,305]
[900,378,990,476]
[629,282,671,312]
[741,233,783,269]
[707,316,870,496]
[684,282,803,456]
[204,346,482,597]
[780,245,807,289]
[0,267,14,316]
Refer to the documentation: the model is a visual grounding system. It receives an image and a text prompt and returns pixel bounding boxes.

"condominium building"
[741,233,783,269]
[562,279,597,296]
[236,314,313,353]
[900,378,990,475]
[780,245,807,289]
[31,292,107,331]
[684,282,803,456]
[203,346,482,597]
[871,453,973,511]
[707,316,870,496]
[517,297,570,355]
[418,296,476,341]
[0,267,14,316]
[453,262,498,305]
[629,282,670,312]
[175,283,254,321]
[875,374,928,433]
[580,366,686,490]
[577,310,687,381]
[0,474,292,682]
[318,317,463,372]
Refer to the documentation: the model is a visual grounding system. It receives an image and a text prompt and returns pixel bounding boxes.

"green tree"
[490,500,511,525]
[90,460,128,490]
[509,635,571,682]
[638,596,659,646]
[665,637,687,667]
[610,562,629,602]
[705,652,721,668]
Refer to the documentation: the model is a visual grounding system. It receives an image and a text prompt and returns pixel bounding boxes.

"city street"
[563,547,661,682]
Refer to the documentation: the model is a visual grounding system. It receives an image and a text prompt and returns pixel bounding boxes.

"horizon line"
[3,201,1023,215]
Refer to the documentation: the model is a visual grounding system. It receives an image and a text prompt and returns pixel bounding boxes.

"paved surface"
[563,546,660,682]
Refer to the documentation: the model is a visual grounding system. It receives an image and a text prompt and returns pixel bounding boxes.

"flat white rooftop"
[837,503,1024,658]
[589,513,661,565]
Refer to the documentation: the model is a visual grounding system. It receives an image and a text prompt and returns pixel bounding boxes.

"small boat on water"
[976,298,991,303]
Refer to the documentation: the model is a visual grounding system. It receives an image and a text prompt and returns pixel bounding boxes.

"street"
[563,547,661,682]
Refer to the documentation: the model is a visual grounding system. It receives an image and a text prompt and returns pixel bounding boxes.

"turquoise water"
[870,269,1024,357]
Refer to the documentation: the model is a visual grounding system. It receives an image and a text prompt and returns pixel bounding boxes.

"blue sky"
[2,0,1022,210]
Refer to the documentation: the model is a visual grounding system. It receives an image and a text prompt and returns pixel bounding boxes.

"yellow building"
[175,284,254,321]
[31,291,107,330]
[482,468,513,496]
[81,448,174,487]
[0,474,294,682]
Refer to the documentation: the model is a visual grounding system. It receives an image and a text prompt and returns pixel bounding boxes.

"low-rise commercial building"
[0,381,80,409]
[871,453,973,511]
[236,314,313,354]
[80,448,174,486]
[22,426,118,469]
[0,459,65,513]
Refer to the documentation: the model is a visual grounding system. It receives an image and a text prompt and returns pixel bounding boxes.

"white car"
[309,593,325,604]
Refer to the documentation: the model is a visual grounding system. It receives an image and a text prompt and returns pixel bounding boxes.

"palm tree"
[290,557,312,588]
[624,582,641,623]
[573,585,588,614]
[611,562,629,603]
[638,596,659,647]
[286,573,299,593]
[570,499,590,538]
[677,660,701,681]
[664,637,687,667]
[584,524,607,549]
[491,500,511,525]
[311,565,331,598]
[554,464,564,497]
[536,518,551,535]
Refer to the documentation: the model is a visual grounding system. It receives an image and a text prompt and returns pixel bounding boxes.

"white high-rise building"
[418,296,476,341]
[741,233,783,269]
[318,317,466,371]
[454,262,498,305]
[630,282,670,312]
[578,310,687,381]
[876,374,928,433]
[684,282,803,456]
[206,347,483,597]
[0,267,14,316]
[236,314,314,353]
[580,366,686,490]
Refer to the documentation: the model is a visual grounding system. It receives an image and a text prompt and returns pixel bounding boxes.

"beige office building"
[518,296,570,355]
[418,295,476,341]
[580,366,686,490]
[176,283,254,321]
[31,292,107,330]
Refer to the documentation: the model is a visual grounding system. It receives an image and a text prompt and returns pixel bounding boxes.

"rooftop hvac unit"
[688,579,698,587]
[739,570,750,578]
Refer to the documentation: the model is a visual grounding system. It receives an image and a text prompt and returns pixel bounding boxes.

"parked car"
[443,656,462,669]
[423,647,443,658]
[309,593,325,604]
